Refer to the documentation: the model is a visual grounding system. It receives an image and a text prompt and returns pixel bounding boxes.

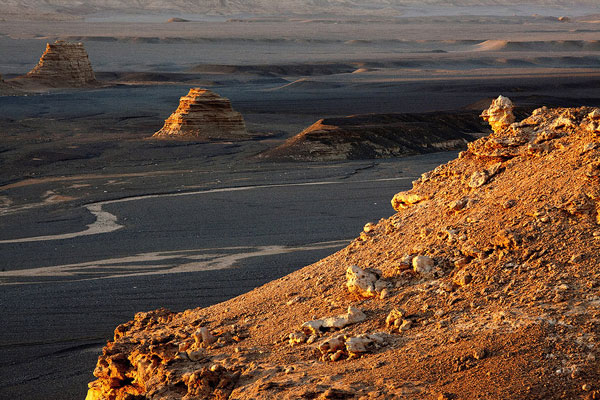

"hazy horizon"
[1,0,599,19]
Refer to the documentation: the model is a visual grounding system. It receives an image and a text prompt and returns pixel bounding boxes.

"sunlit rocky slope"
[87,100,600,399]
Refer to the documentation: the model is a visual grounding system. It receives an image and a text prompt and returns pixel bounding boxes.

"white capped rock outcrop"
[481,95,515,133]
[152,88,250,141]
[21,40,98,87]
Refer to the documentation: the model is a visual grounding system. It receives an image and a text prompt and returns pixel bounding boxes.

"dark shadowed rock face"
[152,88,250,141]
[258,112,488,161]
[22,40,98,87]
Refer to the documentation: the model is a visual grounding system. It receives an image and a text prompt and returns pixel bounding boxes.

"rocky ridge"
[258,112,487,161]
[152,88,250,141]
[15,40,98,88]
[87,100,600,400]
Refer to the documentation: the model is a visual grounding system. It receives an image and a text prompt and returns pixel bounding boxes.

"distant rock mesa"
[259,112,486,161]
[20,40,98,87]
[152,88,250,141]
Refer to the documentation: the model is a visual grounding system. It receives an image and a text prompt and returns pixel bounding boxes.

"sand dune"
[474,39,600,51]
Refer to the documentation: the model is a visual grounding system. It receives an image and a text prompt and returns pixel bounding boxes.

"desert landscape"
[1,1,600,399]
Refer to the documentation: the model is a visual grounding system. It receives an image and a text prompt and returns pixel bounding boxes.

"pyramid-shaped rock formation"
[152,88,250,141]
[87,100,600,400]
[22,40,98,87]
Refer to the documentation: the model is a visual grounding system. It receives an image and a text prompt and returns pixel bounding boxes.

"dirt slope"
[87,104,600,400]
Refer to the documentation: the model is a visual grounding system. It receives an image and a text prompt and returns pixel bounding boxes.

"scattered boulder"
[391,192,426,211]
[385,309,413,332]
[345,265,388,298]
[300,306,366,336]
[152,88,251,141]
[317,333,387,361]
[194,326,217,346]
[412,255,435,276]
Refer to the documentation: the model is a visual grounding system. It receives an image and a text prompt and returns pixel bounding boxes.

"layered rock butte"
[16,40,98,87]
[88,101,600,400]
[258,112,487,161]
[152,88,250,141]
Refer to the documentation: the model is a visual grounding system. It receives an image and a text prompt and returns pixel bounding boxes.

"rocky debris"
[467,162,502,188]
[480,95,515,133]
[17,40,98,87]
[152,88,250,141]
[194,326,217,346]
[299,306,366,337]
[345,265,389,298]
[391,192,426,211]
[412,255,435,275]
[318,333,387,361]
[88,101,600,400]
[385,309,413,332]
[257,112,487,161]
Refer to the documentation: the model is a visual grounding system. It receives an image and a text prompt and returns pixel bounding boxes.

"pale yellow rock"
[346,265,378,297]
[288,331,307,346]
[391,192,424,211]
[385,309,405,327]
[301,306,366,335]
[481,95,515,133]
[318,335,345,354]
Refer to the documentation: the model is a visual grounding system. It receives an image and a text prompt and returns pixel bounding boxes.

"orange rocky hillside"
[87,97,600,400]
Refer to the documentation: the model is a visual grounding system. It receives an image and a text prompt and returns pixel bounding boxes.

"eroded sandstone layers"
[152,88,249,141]
[88,101,600,400]
[22,40,98,87]
[258,112,486,161]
